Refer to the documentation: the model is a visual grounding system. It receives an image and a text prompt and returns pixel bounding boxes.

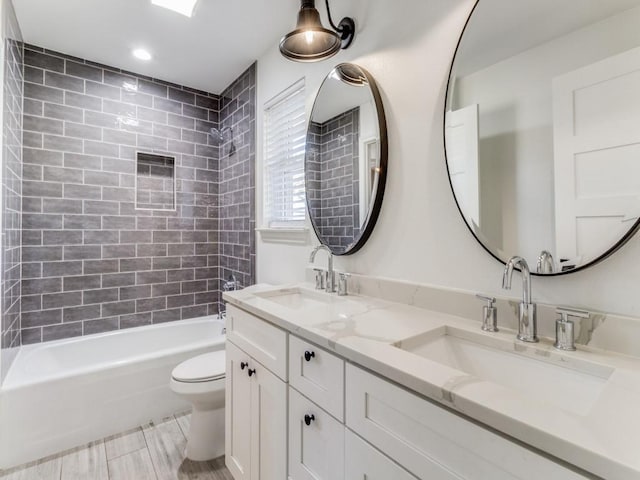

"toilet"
[170,350,226,461]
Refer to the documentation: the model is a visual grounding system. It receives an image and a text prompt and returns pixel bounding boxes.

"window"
[263,79,306,229]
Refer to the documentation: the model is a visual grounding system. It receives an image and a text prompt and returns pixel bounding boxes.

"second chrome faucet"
[502,256,538,343]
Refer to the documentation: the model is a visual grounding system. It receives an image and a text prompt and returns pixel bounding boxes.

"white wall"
[255,0,640,319]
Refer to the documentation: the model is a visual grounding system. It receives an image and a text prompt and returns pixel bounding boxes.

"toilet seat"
[172,351,225,383]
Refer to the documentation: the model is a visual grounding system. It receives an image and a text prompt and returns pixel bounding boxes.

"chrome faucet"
[536,250,555,274]
[222,274,240,292]
[502,256,538,343]
[218,274,241,320]
[310,245,335,293]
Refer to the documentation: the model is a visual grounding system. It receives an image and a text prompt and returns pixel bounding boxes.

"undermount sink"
[254,287,340,310]
[394,326,613,415]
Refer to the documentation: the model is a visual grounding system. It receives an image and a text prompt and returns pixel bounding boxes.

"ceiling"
[13,0,299,93]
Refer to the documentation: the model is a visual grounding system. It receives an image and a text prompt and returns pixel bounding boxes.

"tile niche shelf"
[135,152,177,211]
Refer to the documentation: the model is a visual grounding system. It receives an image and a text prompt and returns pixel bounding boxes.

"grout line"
[105,452,112,480]
[105,445,146,463]
[140,423,160,480]
[173,412,190,440]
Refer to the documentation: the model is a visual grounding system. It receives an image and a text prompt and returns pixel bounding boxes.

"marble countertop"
[223,283,640,480]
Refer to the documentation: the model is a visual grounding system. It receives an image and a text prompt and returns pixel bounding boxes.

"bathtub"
[0,316,225,469]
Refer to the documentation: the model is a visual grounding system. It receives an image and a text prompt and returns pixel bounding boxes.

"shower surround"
[19,44,255,344]
[218,65,256,290]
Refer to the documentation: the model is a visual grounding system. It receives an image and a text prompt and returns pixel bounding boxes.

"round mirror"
[305,63,387,255]
[445,0,640,275]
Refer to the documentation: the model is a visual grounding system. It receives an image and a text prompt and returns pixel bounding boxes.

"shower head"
[208,126,233,146]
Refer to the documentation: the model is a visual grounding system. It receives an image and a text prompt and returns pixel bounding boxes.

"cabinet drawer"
[289,335,344,421]
[288,387,344,480]
[345,429,419,480]
[226,304,287,380]
[346,364,587,480]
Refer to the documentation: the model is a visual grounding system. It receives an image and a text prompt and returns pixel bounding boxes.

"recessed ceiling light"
[132,48,152,61]
[151,0,198,17]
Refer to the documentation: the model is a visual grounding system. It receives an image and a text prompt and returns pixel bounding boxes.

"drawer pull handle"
[247,368,256,377]
[304,414,315,426]
[240,361,248,370]
[304,350,315,362]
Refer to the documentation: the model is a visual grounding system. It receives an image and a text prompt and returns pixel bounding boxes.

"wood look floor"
[0,413,233,480]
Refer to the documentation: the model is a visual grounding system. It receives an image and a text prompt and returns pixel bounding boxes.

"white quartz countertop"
[223,283,640,480]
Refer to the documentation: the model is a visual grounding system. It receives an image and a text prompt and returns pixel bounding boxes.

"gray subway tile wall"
[20,45,256,344]
[218,64,256,296]
[1,0,23,380]
[307,108,360,253]
[306,121,322,237]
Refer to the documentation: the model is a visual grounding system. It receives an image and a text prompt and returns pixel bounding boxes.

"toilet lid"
[172,351,226,383]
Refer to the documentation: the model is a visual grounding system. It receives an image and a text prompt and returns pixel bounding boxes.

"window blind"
[264,79,306,228]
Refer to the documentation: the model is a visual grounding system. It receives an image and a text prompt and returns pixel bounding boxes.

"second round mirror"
[445,0,640,275]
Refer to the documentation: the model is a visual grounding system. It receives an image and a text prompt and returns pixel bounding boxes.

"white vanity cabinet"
[225,303,594,480]
[225,306,287,480]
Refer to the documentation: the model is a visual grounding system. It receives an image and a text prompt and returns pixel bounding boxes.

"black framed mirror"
[305,63,387,255]
[445,0,640,275]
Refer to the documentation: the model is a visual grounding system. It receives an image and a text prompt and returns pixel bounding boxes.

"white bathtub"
[0,316,225,469]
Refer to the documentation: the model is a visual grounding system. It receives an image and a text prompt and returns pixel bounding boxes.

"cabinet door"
[226,341,252,480]
[288,387,344,480]
[345,429,419,480]
[250,359,287,480]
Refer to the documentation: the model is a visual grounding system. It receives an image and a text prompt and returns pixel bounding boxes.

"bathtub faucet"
[223,274,240,292]
[219,274,241,322]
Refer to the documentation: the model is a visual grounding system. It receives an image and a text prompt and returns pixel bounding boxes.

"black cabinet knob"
[240,361,248,370]
[304,350,315,362]
[304,414,315,426]
[248,368,256,377]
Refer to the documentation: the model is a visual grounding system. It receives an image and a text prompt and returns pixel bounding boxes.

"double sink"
[254,286,612,416]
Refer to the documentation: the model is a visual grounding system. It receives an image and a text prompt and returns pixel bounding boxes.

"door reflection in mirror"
[446,0,640,274]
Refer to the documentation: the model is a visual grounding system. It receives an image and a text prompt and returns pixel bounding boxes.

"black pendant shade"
[279,0,355,62]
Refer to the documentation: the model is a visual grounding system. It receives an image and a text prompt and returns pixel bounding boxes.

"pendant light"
[279,0,355,62]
